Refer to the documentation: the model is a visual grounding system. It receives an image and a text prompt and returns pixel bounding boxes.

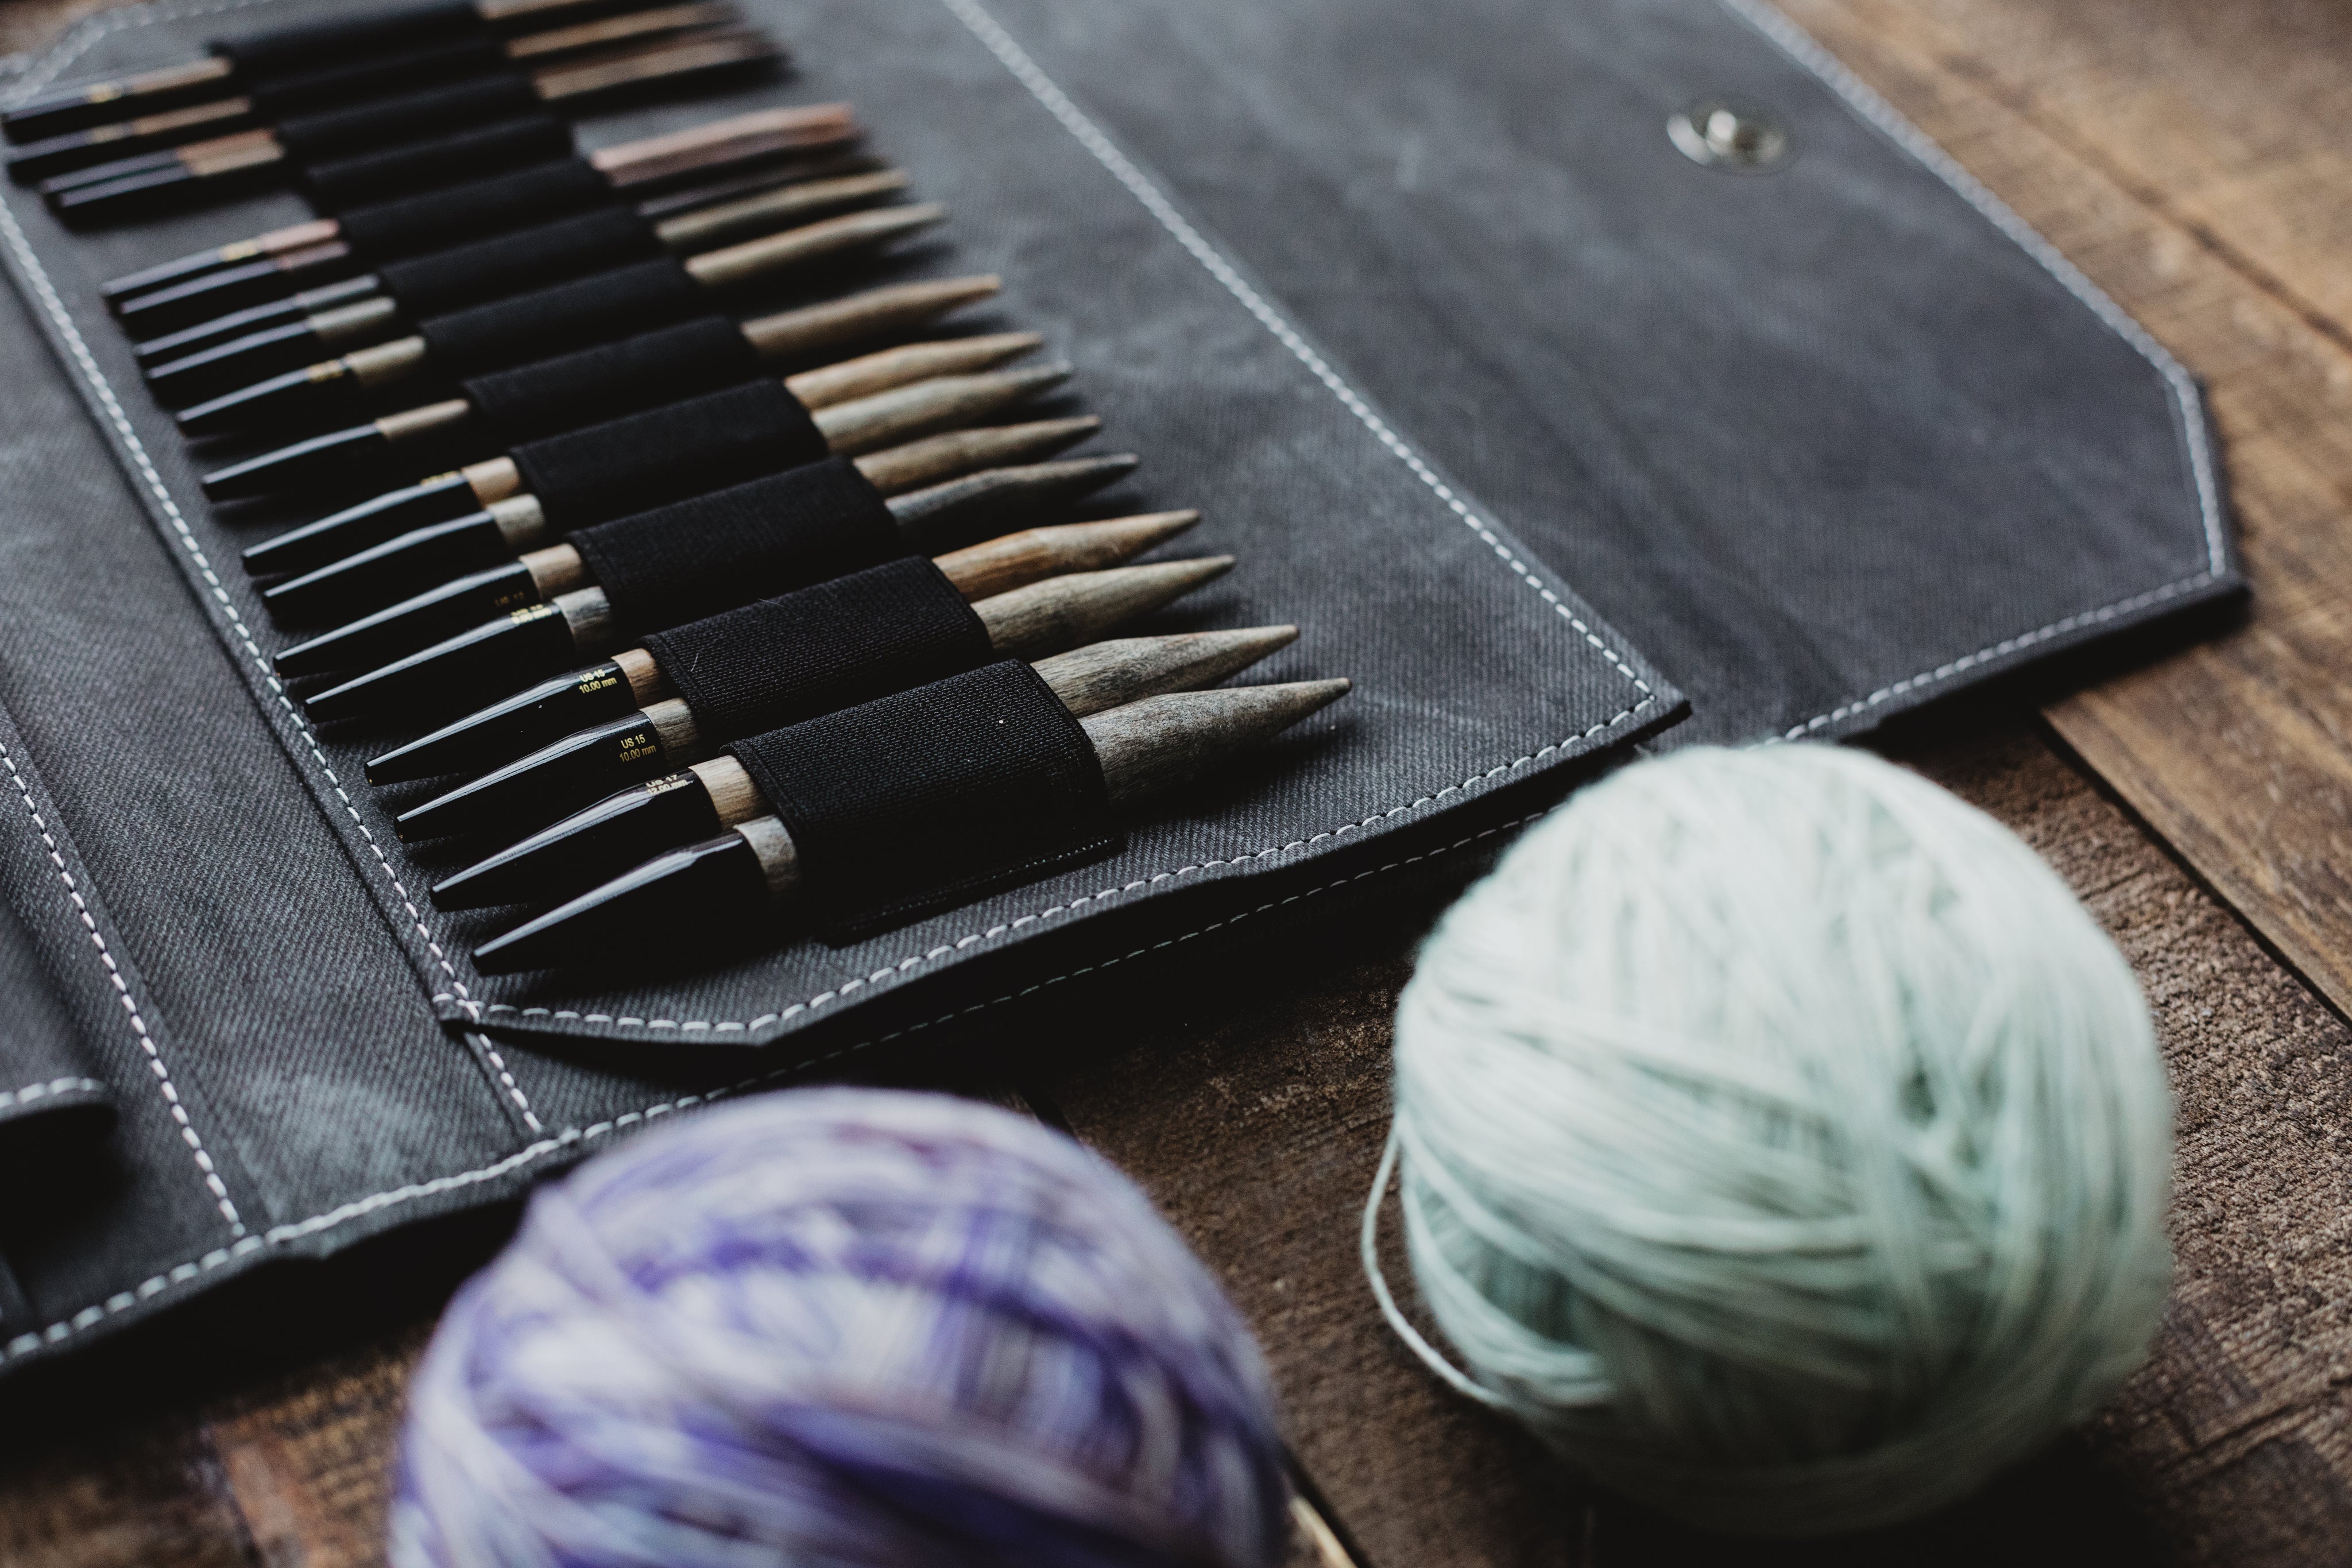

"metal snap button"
[1668,99,1792,172]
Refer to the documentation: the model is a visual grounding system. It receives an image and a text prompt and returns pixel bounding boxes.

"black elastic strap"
[567,454,898,630]
[212,0,484,83]
[644,560,990,740]
[513,381,828,533]
[274,73,537,164]
[303,114,574,212]
[335,158,616,262]
[416,255,702,375]
[731,661,1119,941]
[245,33,506,118]
[462,314,756,442]
[383,206,660,322]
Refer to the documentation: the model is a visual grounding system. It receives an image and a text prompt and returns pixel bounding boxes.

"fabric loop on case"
[303,115,574,212]
[568,456,906,633]
[462,314,757,442]
[383,206,661,323]
[275,73,539,164]
[513,381,828,535]
[211,0,485,83]
[730,660,1119,942]
[245,33,508,119]
[416,256,702,375]
[643,559,991,741]
[335,159,616,262]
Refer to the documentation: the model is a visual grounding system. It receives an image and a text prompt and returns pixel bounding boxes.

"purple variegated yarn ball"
[388,1088,1292,1568]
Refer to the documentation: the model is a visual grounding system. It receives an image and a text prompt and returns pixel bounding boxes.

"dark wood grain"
[200,1327,427,1568]
[0,1414,253,1568]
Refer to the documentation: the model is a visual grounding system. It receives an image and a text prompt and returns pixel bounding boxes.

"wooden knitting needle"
[107,111,864,314]
[183,203,942,448]
[7,5,741,183]
[432,624,1294,902]
[42,31,786,216]
[267,365,1080,675]
[287,416,1111,701]
[470,679,1352,974]
[129,158,896,362]
[220,349,1057,553]
[361,456,1153,784]
[237,274,1012,576]
[260,333,1049,622]
[397,552,1235,843]
[40,25,773,200]
[5,0,660,143]
[180,202,953,439]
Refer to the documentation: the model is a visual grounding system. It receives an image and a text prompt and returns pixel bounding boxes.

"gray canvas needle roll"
[1368,745,2175,1535]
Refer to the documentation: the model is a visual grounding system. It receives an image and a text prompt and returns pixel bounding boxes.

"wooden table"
[10,0,2352,1562]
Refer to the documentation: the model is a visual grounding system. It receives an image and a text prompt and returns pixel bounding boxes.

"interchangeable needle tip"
[431,769,726,909]
[137,270,379,377]
[364,659,644,786]
[177,362,357,439]
[200,421,399,502]
[260,509,510,627]
[395,708,679,845]
[302,601,580,726]
[274,559,538,675]
[471,830,771,975]
[242,471,478,577]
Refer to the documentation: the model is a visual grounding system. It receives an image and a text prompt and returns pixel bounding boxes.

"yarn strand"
[1359,1128,1509,1412]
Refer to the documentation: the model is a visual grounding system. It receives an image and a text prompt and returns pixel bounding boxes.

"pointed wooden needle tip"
[1033,625,1301,718]
[1094,509,1199,549]
[1084,679,1352,804]
[974,555,1235,656]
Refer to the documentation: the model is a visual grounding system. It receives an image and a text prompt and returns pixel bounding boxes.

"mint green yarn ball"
[1378,744,2173,1535]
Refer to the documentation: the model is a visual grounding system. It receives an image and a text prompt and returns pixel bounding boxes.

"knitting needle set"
[28,0,1347,974]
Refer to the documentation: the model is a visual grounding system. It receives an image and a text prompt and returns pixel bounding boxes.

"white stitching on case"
[465,1031,543,1133]
[1773,573,2214,741]
[937,0,1658,700]
[0,1077,106,1111]
[0,808,1538,1365]
[1714,0,2231,737]
[0,741,243,1233]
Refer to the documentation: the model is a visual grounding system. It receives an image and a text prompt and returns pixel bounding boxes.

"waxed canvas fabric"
[0,0,2225,1373]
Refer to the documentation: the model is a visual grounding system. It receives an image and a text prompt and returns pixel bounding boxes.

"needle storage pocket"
[0,0,2229,1375]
